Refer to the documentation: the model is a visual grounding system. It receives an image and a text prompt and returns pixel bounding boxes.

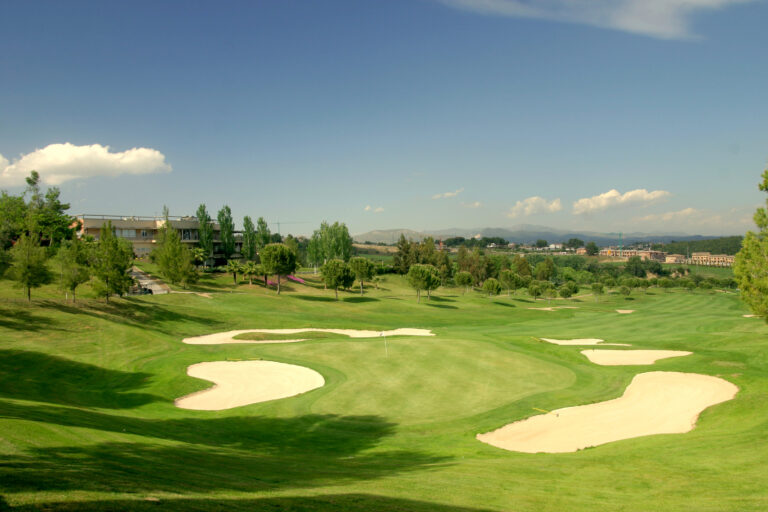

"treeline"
[0,172,133,302]
[651,236,743,256]
[443,236,508,248]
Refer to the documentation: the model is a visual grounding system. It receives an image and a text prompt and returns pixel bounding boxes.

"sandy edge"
[477,371,738,453]
[175,360,325,411]
[183,328,434,345]
[540,337,631,347]
[616,310,635,314]
[580,349,692,366]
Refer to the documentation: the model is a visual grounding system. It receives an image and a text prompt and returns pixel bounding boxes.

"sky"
[1,0,767,237]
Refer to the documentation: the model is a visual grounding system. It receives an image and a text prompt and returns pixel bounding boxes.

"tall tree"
[512,254,531,278]
[9,233,52,301]
[226,259,242,285]
[196,204,214,265]
[242,216,257,261]
[90,221,134,303]
[217,206,235,259]
[585,241,599,256]
[0,191,27,249]
[499,269,519,296]
[483,277,502,297]
[407,263,440,303]
[260,243,297,294]
[154,208,198,288]
[56,238,91,302]
[321,259,354,300]
[566,238,585,250]
[256,217,271,249]
[307,232,323,273]
[393,234,414,274]
[455,271,473,294]
[349,256,376,295]
[735,168,768,320]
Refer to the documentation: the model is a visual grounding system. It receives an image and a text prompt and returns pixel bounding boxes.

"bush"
[482,278,502,296]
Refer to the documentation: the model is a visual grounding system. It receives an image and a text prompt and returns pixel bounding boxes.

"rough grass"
[0,272,765,511]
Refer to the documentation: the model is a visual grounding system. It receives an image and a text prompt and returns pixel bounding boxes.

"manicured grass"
[0,272,766,511]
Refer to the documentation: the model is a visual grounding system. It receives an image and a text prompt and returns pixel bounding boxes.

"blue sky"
[1,0,766,236]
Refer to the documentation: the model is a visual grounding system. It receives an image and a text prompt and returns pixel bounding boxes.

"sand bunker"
[183,328,434,345]
[175,361,325,410]
[477,371,737,453]
[540,338,631,347]
[529,306,579,312]
[581,349,692,366]
[616,310,635,314]
[743,314,760,318]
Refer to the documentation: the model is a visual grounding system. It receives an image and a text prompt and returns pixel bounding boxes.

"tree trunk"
[427,288,431,299]
[233,272,237,284]
[27,287,31,302]
[277,275,281,294]
[417,289,421,303]
[335,287,338,300]
[360,281,364,295]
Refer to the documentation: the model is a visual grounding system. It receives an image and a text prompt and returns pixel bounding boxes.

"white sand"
[540,338,631,347]
[183,328,434,345]
[529,306,579,311]
[581,349,692,366]
[175,360,325,410]
[477,371,738,453]
[616,309,635,314]
[743,314,759,318]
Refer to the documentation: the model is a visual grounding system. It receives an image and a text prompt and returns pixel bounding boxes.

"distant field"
[0,271,765,511]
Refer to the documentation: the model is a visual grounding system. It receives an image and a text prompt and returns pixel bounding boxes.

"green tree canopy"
[260,243,297,294]
[154,208,198,288]
[56,238,91,302]
[321,259,354,300]
[256,217,271,249]
[9,233,52,301]
[482,277,502,296]
[735,168,768,320]
[217,206,235,259]
[455,271,473,294]
[196,204,214,265]
[242,216,257,261]
[407,263,440,303]
[91,221,134,302]
[585,241,599,256]
[349,256,376,295]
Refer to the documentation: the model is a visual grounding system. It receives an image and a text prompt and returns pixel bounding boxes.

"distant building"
[75,214,242,260]
[548,243,563,250]
[690,252,735,267]
[599,247,665,262]
[575,247,588,255]
[665,254,686,264]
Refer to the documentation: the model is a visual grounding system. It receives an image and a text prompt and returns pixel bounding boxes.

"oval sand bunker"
[581,349,692,366]
[540,338,630,347]
[175,361,325,411]
[183,328,434,345]
[477,372,737,453]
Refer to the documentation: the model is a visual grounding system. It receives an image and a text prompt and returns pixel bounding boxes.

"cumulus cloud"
[432,188,464,199]
[636,207,700,222]
[573,189,669,215]
[0,143,172,187]
[364,205,372,211]
[462,201,482,208]
[435,0,753,39]
[365,205,384,213]
[507,196,562,218]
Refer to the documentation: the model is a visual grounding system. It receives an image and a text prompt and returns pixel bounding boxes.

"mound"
[476,372,737,453]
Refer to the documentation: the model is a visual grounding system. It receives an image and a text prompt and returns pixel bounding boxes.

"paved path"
[130,266,171,295]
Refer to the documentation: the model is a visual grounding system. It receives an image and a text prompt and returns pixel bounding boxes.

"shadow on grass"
[8,494,495,511]
[492,301,516,308]
[294,295,337,303]
[0,307,60,332]
[344,297,379,303]
[429,296,455,303]
[0,351,159,408]
[426,303,458,310]
[0,403,450,494]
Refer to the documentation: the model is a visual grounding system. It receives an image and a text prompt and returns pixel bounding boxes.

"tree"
[242,216,257,261]
[0,191,27,249]
[512,254,531,278]
[22,171,77,247]
[226,259,242,285]
[528,281,542,301]
[256,217,271,249]
[535,239,548,248]
[534,258,556,281]
[91,221,133,302]
[9,233,52,301]
[625,256,645,277]
[393,234,415,274]
[566,238,584,250]
[196,204,214,266]
[499,269,519,296]
[56,238,90,302]
[349,256,376,295]
[585,241,599,256]
[483,277,502,296]
[407,264,439,303]
[217,206,236,259]
[242,260,259,285]
[435,250,452,285]
[559,281,579,299]
[321,259,354,299]
[455,271,473,294]
[307,232,323,274]
[591,282,605,301]
[154,208,198,288]
[260,243,297,294]
[735,168,768,320]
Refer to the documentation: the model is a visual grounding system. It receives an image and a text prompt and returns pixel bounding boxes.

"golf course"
[1,272,766,511]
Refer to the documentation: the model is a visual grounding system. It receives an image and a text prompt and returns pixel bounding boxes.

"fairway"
[1,275,767,511]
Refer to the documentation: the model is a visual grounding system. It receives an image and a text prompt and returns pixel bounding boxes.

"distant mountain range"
[353,224,725,246]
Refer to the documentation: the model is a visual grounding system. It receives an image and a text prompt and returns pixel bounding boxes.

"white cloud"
[432,187,464,199]
[365,205,384,213]
[0,143,172,187]
[364,205,372,211]
[435,0,753,39]
[462,201,482,209]
[636,207,700,222]
[573,188,669,215]
[507,196,562,218]
[374,207,385,213]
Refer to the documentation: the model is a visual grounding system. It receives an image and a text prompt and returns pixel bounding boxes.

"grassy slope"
[0,272,766,511]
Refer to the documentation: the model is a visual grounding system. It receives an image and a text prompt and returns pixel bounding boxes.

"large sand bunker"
[540,338,631,347]
[581,349,692,366]
[175,360,325,410]
[183,328,435,345]
[616,309,635,314]
[476,372,737,453]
